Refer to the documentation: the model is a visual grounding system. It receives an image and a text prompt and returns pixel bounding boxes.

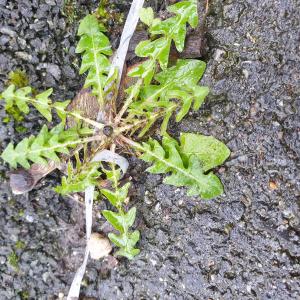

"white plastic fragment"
[109,0,145,90]
[92,149,129,175]
[67,186,93,300]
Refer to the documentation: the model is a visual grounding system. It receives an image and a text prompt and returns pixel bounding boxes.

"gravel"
[0,0,299,299]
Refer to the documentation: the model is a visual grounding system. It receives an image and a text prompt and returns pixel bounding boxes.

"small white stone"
[25,214,34,223]
[214,49,225,62]
[154,203,161,211]
[242,69,249,79]
[58,292,64,299]
[88,233,112,260]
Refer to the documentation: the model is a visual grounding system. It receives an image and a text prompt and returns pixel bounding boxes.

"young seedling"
[0,0,230,259]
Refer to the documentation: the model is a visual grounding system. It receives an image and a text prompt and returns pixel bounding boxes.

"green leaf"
[127,60,155,85]
[1,143,19,169]
[55,161,102,195]
[53,100,71,123]
[33,88,53,122]
[76,14,112,103]
[108,230,140,260]
[180,133,231,172]
[133,0,197,74]
[102,210,126,233]
[115,248,140,260]
[140,7,154,27]
[1,85,31,113]
[101,189,119,206]
[101,182,130,207]
[1,124,81,169]
[129,59,209,134]
[124,207,137,228]
[102,207,136,233]
[150,0,198,52]
[167,0,198,29]
[1,84,15,109]
[135,38,171,69]
[100,164,140,259]
[108,232,126,248]
[139,135,229,199]
[0,85,70,123]
[77,14,106,35]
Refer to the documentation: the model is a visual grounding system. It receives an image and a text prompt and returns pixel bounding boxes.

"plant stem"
[119,135,141,150]
[27,97,105,129]
[91,35,105,105]
[69,111,104,130]
[116,103,178,137]
[120,135,210,188]
[115,78,143,123]
[28,135,103,157]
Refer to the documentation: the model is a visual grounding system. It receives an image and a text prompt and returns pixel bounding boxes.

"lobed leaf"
[1,123,81,169]
[129,59,209,134]
[55,161,102,195]
[139,7,154,27]
[102,206,136,234]
[139,134,230,199]
[108,230,140,260]
[0,84,71,123]
[134,0,198,71]
[180,133,231,172]
[101,182,130,207]
[76,14,112,103]
[100,165,139,259]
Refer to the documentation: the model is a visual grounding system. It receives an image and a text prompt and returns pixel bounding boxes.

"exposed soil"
[0,0,299,299]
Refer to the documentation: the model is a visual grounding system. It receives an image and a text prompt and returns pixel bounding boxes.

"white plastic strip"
[110,0,145,89]
[92,150,129,175]
[67,185,94,300]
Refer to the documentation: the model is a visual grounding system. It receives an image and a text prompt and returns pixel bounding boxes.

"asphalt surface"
[0,0,299,299]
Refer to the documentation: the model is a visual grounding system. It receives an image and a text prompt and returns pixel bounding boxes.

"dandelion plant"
[0,0,230,259]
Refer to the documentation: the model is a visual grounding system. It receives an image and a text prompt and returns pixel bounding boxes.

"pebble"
[45,0,56,6]
[25,214,34,223]
[15,51,32,62]
[0,256,6,264]
[269,180,278,190]
[47,64,61,80]
[17,37,27,49]
[88,233,112,260]
[0,35,10,46]
[0,26,16,37]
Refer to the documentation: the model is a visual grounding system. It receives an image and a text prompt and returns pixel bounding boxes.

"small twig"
[114,79,143,124]
[119,135,140,149]
[110,143,116,153]
[205,0,209,15]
